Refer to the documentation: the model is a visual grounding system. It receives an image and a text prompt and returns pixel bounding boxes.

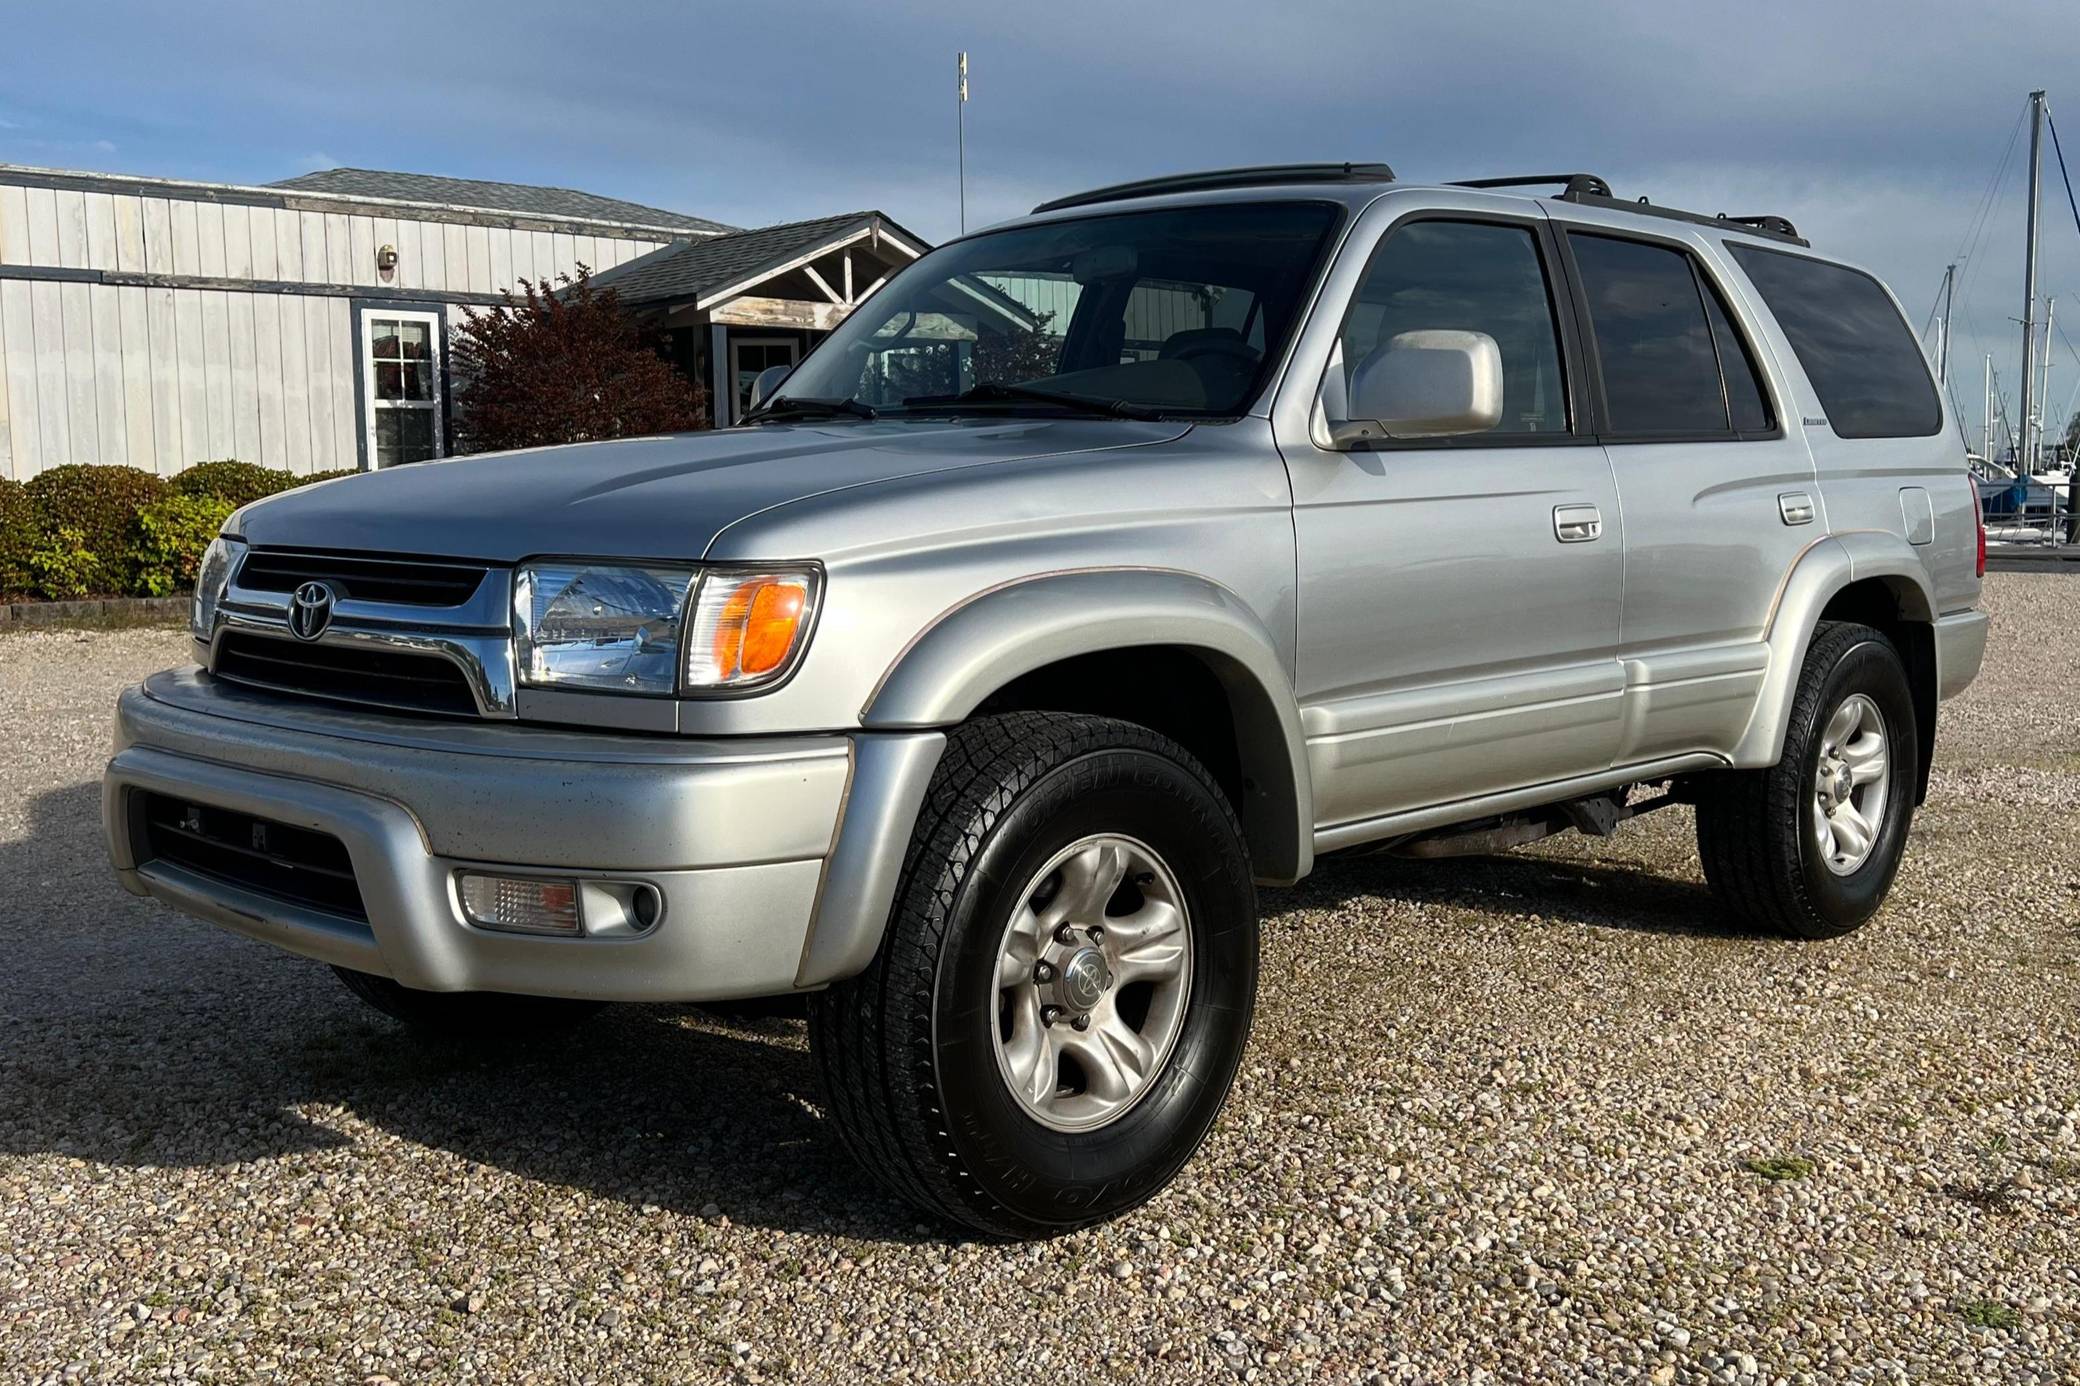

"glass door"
[361,309,445,467]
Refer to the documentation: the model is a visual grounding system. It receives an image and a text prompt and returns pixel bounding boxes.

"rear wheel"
[332,967,608,1037]
[808,711,1259,1238]
[1696,621,1918,938]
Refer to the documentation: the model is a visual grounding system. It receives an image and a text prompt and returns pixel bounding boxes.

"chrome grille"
[210,553,516,720]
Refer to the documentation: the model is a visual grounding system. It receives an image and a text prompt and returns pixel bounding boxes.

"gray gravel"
[3,578,2077,1384]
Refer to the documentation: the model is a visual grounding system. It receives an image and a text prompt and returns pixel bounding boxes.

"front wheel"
[808,712,1259,1238]
[1695,621,1919,939]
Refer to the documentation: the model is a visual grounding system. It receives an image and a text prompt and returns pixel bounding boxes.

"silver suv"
[104,164,1990,1237]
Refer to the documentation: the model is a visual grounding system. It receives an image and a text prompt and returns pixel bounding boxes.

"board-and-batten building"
[0,163,927,479]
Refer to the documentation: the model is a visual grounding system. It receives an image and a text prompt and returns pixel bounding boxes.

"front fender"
[1730,534,1936,768]
[862,567,1314,884]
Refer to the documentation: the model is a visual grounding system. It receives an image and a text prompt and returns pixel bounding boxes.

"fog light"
[459,874,582,935]
[631,883,663,930]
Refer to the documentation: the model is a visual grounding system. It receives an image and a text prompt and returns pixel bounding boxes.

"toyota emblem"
[288,581,337,641]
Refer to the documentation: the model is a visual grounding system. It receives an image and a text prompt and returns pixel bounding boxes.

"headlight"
[684,568,820,691]
[191,536,246,643]
[514,562,700,695]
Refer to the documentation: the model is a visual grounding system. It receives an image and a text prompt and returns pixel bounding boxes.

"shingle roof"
[588,212,924,306]
[269,167,734,234]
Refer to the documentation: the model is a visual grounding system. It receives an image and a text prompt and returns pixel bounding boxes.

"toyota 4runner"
[104,164,1990,1237]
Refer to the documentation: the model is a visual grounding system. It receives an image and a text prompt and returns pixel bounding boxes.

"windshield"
[769,202,1344,419]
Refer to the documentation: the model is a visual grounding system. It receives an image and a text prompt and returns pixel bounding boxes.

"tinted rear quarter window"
[1700,281,1773,433]
[1727,246,1940,439]
[1568,234,1729,435]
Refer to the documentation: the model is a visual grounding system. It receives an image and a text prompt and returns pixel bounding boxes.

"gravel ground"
[2,578,2076,1384]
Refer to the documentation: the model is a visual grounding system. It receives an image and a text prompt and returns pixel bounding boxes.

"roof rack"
[1450,173,1612,199]
[1450,172,1808,246]
[1032,162,1396,215]
[1718,213,1801,240]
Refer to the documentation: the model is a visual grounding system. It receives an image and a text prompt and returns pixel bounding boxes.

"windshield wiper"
[901,381,1166,420]
[749,394,879,423]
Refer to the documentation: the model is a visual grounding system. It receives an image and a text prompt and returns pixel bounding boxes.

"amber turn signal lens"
[684,570,817,688]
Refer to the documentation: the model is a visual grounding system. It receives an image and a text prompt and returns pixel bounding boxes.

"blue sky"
[4,0,2078,444]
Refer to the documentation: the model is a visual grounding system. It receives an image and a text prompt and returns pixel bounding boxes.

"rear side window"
[1567,233,1729,435]
[1701,282,1773,433]
[1727,245,1940,439]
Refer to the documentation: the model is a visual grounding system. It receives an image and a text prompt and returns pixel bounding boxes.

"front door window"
[362,309,444,467]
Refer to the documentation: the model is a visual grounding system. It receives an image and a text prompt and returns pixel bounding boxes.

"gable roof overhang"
[594,212,1052,336]
[593,212,930,314]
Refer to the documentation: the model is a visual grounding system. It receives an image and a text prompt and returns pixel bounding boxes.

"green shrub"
[0,479,34,595]
[171,459,300,507]
[297,469,362,487]
[24,464,166,597]
[28,526,104,600]
[132,493,237,597]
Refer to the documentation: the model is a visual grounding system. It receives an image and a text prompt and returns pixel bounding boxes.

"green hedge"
[170,459,305,508]
[0,479,33,595]
[4,460,359,601]
[24,465,168,598]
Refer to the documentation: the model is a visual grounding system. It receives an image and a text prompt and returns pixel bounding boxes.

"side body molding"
[1730,534,1936,769]
[862,568,1315,885]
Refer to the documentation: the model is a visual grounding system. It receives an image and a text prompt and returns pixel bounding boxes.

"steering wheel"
[1170,338,1262,372]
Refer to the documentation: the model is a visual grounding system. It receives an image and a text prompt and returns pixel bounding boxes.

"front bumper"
[104,670,943,1002]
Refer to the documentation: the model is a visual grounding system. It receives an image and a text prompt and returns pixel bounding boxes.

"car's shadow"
[1288,841,1751,941]
[0,779,1740,1240]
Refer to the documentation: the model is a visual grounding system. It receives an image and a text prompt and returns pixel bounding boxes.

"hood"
[235,419,1189,563]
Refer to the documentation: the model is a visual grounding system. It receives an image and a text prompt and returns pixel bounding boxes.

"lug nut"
[1054,923,1078,945]
[1033,960,1055,983]
[1071,1013,1091,1031]
[1041,1004,1064,1026]
[1087,924,1105,944]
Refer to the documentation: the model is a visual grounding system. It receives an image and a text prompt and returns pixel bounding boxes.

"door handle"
[1779,491,1816,526]
[1553,504,1603,543]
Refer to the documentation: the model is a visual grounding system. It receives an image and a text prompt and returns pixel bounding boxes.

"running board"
[1310,752,1724,855]
[1348,784,1685,861]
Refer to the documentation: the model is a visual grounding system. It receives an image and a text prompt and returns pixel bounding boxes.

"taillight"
[1969,474,1986,578]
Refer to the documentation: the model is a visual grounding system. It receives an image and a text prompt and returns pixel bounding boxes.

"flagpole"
[957,52,969,234]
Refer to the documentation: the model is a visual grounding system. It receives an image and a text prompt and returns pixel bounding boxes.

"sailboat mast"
[1984,354,1994,465]
[2018,90,2046,474]
[2041,298,2055,467]
[1936,262,1956,387]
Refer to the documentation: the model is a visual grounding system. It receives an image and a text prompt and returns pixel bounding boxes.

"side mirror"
[1323,330,1504,447]
[748,363,795,412]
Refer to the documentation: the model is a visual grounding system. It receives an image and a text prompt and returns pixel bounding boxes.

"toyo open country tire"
[332,967,609,1037]
[1696,621,1919,940]
[808,712,1259,1238]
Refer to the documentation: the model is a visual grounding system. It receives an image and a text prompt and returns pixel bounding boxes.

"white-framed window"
[730,335,800,421]
[360,308,445,467]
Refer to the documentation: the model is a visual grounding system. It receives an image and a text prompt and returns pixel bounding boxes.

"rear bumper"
[103,670,942,1002]
[1934,608,1990,701]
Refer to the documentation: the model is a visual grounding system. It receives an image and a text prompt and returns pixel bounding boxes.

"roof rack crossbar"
[1454,173,1808,247]
[1450,172,1613,199]
[1032,162,1395,215]
[1717,213,1801,239]
[1562,190,1810,246]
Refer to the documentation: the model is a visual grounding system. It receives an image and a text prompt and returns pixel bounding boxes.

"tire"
[331,967,609,1037]
[808,711,1259,1238]
[1696,621,1919,939]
